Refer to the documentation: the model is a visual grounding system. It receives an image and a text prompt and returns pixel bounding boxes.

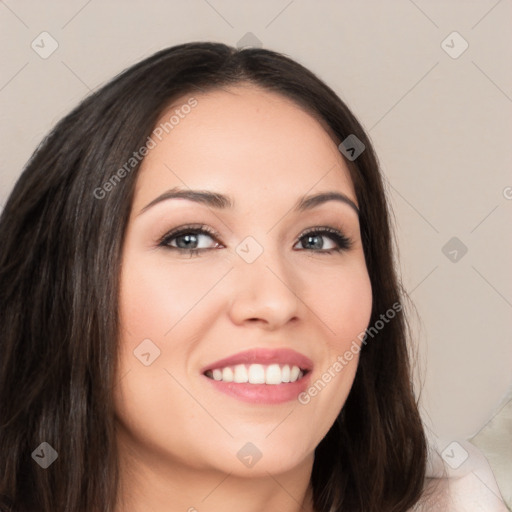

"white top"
[412,440,509,511]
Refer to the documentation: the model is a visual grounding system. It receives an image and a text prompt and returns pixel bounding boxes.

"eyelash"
[158,223,353,257]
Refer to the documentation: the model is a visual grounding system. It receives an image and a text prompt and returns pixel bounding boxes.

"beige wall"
[1,0,511,457]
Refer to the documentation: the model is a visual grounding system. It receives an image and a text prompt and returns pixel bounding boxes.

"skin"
[114,84,373,512]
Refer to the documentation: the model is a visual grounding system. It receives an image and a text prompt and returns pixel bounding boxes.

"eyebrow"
[138,187,359,216]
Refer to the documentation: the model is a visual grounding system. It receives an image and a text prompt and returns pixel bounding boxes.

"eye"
[294,227,353,254]
[158,224,353,257]
[158,224,221,257]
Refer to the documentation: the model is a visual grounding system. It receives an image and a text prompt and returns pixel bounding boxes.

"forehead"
[133,85,356,210]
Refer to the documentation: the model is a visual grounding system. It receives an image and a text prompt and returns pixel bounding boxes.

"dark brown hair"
[0,42,427,511]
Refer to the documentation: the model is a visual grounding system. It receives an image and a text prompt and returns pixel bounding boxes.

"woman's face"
[115,85,372,478]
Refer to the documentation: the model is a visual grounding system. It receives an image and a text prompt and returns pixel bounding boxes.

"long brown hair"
[0,42,427,511]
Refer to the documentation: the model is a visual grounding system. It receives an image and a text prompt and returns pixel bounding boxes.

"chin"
[199,435,315,477]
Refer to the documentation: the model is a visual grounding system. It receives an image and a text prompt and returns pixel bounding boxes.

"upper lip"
[201,348,314,373]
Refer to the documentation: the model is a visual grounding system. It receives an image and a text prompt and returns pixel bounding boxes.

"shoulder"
[412,475,508,511]
[410,440,508,511]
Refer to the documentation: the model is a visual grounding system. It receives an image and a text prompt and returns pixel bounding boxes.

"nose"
[227,247,301,330]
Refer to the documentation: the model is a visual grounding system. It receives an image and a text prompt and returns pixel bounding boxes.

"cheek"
[118,252,227,339]
[304,258,373,348]
[296,260,372,431]
[115,253,221,469]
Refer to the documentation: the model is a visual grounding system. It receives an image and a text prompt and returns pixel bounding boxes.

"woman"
[0,42,429,511]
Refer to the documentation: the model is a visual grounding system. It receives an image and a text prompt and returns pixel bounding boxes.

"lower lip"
[203,373,312,404]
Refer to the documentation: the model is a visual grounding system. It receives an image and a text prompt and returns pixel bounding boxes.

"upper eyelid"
[160,224,348,238]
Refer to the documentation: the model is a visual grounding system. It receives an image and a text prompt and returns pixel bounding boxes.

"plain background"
[1,0,511,501]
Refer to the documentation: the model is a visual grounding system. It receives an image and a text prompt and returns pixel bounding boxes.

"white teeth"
[233,364,249,383]
[281,364,291,382]
[248,364,266,384]
[290,365,300,382]
[207,363,305,384]
[265,364,282,385]
[222,367,234,382]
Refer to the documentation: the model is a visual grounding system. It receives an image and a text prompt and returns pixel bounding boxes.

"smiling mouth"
[204,363,309,385]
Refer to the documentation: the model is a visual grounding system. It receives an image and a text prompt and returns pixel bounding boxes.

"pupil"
[178,234,197,249]
[305,235,323,250]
